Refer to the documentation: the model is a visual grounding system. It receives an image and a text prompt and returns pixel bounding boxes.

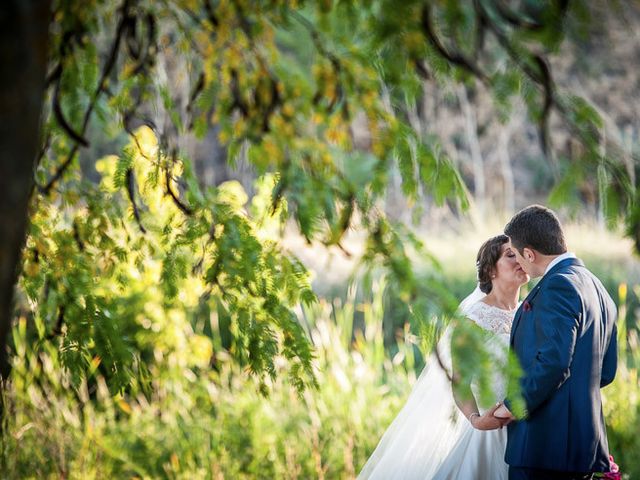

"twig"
[45,63,62,87]
[73,220,85,251]
[46,305,65,340]
[493,0,543,30]
[37,0,132,194]
[290,10,347,115]
[203,0,219,27]
[126,168,147,233]
[412,57,431,80]
[165,155,193,215]
[433,340,455,384]
[421,4,489,84]
[476,0,557,160]
[534,55,554,157]
[52,80,89,147]
[37,144,80,194]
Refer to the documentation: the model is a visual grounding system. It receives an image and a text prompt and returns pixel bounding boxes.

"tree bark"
[457,85,486,218]
[497,117,517,215]
[0,0,51,380]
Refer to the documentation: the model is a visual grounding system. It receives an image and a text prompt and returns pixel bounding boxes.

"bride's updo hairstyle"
[476,234,509,294]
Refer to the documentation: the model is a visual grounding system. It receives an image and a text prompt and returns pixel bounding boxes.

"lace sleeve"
[464,302,514,335]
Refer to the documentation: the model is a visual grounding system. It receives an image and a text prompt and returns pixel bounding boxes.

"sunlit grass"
[2,221,639,479]
[1,282,415,479]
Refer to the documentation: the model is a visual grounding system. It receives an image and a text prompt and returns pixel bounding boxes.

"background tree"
[1,0,638,395]
[0,0,51,381]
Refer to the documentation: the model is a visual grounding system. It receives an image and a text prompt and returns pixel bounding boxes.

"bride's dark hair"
[476,234,509,294]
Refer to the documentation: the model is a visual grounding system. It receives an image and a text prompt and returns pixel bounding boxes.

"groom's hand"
[470,403,510,431]
[493,404,515,424]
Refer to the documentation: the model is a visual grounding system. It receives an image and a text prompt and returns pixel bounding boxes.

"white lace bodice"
[463,300,517,404]
[464,301,516,336]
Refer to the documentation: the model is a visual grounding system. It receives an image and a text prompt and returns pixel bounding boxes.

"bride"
[358,234,530,479]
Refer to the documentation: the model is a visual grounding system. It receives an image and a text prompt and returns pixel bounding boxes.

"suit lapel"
[510,283,543,345]
[509,257,584,346]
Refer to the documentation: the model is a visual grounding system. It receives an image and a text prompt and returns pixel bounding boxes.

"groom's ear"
[522,247,535,263]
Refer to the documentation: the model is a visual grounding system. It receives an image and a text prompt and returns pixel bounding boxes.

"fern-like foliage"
[19,0,638,396]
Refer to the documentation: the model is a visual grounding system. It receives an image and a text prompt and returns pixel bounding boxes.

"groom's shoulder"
[542,260,588,293]
[549,259,613,299]
[550,257,588,279]
[561,257,600,282]
[544,270,580,293]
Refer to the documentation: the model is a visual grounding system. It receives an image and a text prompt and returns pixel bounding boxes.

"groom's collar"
[511,255,583,343]
[543,252,577,276]
[525,255,582,306]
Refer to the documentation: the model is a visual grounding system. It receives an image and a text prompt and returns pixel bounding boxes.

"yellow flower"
[283,123,295,137]
[619,283,628,304]
[221,68,231,86]
[326,127,347,146]
[233,118,246,136]
[263,138,281,162]
[24,261,39,278]
[282,103,295,117]
[362,91,377,110]
[325,83,337,102]
[117,399,132,415]
[372,141,386,157]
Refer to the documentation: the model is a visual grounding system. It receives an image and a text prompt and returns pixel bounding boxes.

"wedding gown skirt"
[432,424,507,479]
[358,301,513,480]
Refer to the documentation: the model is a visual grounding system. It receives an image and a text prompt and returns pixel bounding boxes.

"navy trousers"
[508,467,594,480]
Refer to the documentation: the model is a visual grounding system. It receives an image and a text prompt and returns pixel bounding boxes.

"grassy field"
[2,222,638,478]
[289,220,640,353]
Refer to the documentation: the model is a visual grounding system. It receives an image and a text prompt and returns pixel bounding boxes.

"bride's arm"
[449,320,481,420]
[451,375,479,421]
[450,357,490,429]
[452,376,506,430]
[450,322,507,431]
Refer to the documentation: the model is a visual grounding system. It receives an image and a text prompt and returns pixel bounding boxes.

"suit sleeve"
[516,275,581,415]
[601,320,617,388]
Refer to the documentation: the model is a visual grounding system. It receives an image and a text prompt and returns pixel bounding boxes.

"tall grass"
[1,278,639,478]
[1,281,416,479]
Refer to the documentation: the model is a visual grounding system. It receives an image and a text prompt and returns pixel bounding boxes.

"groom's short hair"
[505,205,567,255]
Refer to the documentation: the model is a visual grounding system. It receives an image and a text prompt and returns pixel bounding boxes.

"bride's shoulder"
[463,301,513,334]
[462,300,489,323]
[464,300,490,316]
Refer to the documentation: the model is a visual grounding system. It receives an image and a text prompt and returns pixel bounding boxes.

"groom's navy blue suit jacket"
[505,257,617,473]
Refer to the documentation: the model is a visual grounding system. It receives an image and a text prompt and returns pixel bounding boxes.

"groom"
[493,205,618,480]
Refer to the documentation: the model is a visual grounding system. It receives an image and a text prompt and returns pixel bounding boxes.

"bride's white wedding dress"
[358,298,515,480]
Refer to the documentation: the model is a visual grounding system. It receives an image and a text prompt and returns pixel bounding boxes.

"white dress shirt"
[543,251,577,276]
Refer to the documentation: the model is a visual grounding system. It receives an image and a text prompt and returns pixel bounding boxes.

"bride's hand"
[493,404,515,421]
[470,403,510,431]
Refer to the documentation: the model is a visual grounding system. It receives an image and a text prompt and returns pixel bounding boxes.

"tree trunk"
[457,85,486,218]
[0,0,51,380]
[497,117,517,215]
